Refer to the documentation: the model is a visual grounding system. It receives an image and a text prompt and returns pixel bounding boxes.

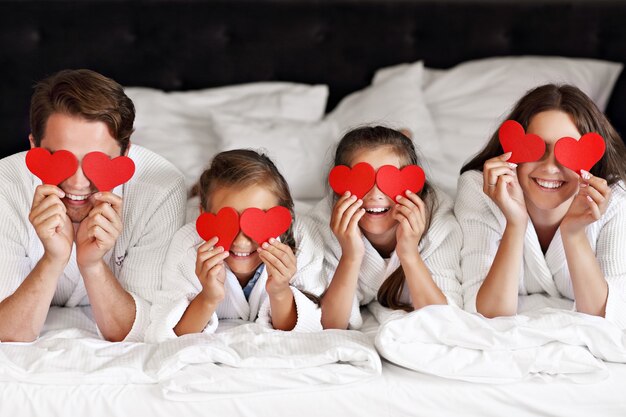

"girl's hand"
[483,152,528,226]
[393,191,427,262]
[561,170,611,235]
[259,238,297,297]
[330,192,366,259]
[195,237,229,306]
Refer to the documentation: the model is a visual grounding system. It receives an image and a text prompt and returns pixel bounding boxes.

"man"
[0,69,186,342]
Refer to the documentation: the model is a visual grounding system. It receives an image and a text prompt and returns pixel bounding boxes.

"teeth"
[365,207,389,213]
[232,251,251,257]
[535,179,564,189]
[66,193,90,201]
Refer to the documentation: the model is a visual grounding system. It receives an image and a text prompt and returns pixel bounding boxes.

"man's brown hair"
[30,69,135,154]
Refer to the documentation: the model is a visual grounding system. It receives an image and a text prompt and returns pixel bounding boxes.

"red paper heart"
[376,165,426,200]
[82,152,136,192]
[239,206,293,245]
[195,207,240,251]
[26,148,79,185]
[328,162,376,199]
[499,120,546,164]
[554,133,606,174]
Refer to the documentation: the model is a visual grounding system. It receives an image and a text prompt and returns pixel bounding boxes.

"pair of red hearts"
[329,163,426,200]
[25,148,136,192]
[499,120,606,174]
[196,206,292,251]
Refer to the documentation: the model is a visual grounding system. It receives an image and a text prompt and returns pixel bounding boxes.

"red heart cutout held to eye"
[196,207,240,251]
[26,148,79,185]
[329,162,376,199]
[499,120,546,164]
[239,206,292,245]
[82,152,136,192]
[376,165,426,200]
[554,133,606,174]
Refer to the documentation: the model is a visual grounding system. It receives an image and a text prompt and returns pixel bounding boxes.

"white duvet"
[372,298,626,384]
[0,306,381,399]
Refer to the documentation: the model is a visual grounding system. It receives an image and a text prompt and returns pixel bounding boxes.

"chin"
[359,218,397,239]
[226,254,262,276]
[63,201,93,223]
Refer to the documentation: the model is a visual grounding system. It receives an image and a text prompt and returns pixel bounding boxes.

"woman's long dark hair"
[461,84,626,187]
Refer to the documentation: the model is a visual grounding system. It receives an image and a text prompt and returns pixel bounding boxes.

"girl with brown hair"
[455,84,626,326]
[309,126,462,330]
[147,149,326,340]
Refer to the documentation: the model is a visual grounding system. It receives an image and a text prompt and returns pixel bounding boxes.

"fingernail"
[507,163,518,169]
[269,237,276,243]
[581,170,591,180]
[396,196,402,202]
[350,195,357,200]
[217,246,224,252]
[503,152,512,159]
[262,242,269,249]
[580,182,588,188]
[344,191,350,197]
[586,195,593,202]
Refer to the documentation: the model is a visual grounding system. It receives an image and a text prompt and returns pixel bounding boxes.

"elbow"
[476,305,516,319]
[0,332,38,343]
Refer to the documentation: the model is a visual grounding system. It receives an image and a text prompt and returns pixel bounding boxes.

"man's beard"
[62,199,94,224]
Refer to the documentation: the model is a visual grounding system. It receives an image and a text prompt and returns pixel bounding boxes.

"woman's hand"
[483,152,528,226]
[561,170,611,236]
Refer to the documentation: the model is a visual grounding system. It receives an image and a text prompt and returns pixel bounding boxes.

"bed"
[2,1,626,416]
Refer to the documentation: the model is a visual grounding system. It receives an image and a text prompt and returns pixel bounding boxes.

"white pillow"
[378,56,622,196]
[326,61,442,164]
[211,113,339,200]
[126,83,329,191]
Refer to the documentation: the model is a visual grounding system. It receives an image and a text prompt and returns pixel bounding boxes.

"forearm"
[476,223,525,318]
[320,256,362,329]
[0,256,64,342]
[562,230,608,317]
[401,255,447,310]
[80,261,136,342]
[174,294,219,335]
[268,288,297,331]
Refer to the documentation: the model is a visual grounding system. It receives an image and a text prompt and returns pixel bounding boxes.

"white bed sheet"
[2,309,626,417]
[3,360,626,417]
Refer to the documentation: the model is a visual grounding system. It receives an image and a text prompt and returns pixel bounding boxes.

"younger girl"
[309,126,463,330]
[455,84,626,326]
[147,149,325,340]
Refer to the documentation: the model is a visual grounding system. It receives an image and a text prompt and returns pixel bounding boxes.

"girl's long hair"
[332,126,438,312]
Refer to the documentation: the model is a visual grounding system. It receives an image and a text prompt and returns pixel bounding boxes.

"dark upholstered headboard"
[2,0,626,158]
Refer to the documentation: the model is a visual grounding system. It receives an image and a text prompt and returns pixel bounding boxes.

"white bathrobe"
[308,188,463,329]
[454,170,626,328]
[147,216,326,341]
[0,146,187,342]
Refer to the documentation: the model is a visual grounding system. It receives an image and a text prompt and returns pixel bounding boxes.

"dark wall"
[2,0,626,157]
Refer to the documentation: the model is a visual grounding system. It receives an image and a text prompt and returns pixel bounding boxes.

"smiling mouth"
[63,193,93,205]
[230,251,253,259]
[533,178,565,190]
[364,207,390,216]
[65,193,91,201]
